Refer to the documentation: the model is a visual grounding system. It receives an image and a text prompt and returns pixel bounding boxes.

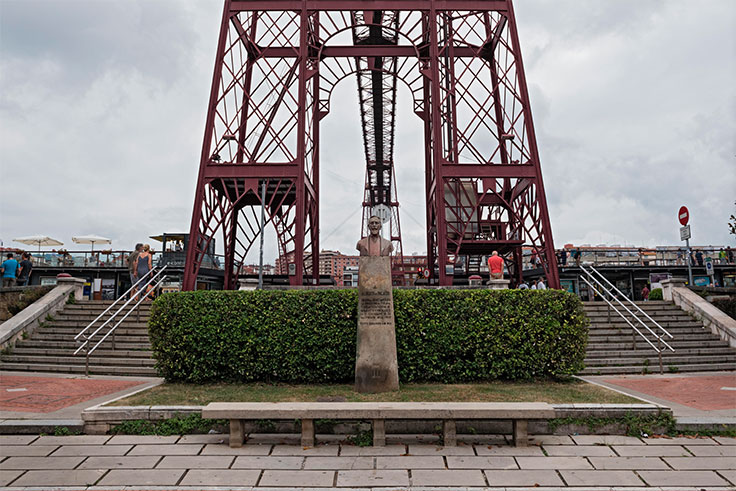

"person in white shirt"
[536,278,547,290]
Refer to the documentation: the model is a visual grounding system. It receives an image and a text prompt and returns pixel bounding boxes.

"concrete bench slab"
[202,402,555,449]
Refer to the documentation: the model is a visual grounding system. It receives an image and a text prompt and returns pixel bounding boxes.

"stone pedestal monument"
[354,216,399,393]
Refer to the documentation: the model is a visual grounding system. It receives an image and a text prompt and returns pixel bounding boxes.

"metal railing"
[580,265,674,374]
[74,266,168,375]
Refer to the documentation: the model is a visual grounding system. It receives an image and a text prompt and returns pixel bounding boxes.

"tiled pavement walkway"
[1,434,735,489]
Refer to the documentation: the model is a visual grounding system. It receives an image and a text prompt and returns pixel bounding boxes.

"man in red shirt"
[488,251,504,280]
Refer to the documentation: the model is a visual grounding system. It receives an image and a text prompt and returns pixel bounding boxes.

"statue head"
[368,216,382,237]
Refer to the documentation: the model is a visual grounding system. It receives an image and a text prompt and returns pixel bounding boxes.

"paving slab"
[638,470,730,487]
[232,456,303,469]
[78,456,160,469]
[560,469,643,486]
[0,445,57,457]
[406,444,476,455]
[339,445,406,456]
[0,456,85,469]
[411,469,486,486]
[304,456,373,470]
[259,469,334,487]
[544,445,616,456]
[376,455,444,469]
[642,436,717,445]
[271,444,339,456]
[571,435,645,446]
[177,434,229,444]
[105,435,180,445]
[588,456,670,470]
[51,444,132,456]
[718,469,736,485]
[474,444,544,456]
[686,444,736,456]
[127,443,203,455]
[201,443,273,455]
[179,468,261,486]
[97,468,185,486]
[664,456,736,470]
[156,455,234,468]
[0,435,38,445]
[336,469,409,487]
[612,445,691,457]
[528,435,575,445]
[0,469,24,487]
[483,469,564,486]
[516,456,592,469]
[10,469,106,487]
[715,436,736,445]
[445,456,517,469]
[32,435,111,445]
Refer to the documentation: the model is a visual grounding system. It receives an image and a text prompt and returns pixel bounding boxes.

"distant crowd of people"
[1,252,33,288]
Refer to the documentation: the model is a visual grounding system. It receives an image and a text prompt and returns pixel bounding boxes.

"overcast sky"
[1,0,734,262]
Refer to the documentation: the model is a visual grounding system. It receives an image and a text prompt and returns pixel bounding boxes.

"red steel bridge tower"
[184,0,559,290]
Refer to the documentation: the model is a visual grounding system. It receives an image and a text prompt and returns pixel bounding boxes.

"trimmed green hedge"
[648,288,663,301]
[149,289,588,383]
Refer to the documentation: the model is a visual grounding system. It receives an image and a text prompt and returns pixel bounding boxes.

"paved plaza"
[1,434,735,490]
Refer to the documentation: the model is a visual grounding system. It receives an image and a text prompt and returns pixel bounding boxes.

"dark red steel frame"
[184,0,559,290]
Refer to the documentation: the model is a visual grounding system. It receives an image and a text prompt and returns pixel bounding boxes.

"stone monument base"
[355,256,399,393]
[486,279,510,290]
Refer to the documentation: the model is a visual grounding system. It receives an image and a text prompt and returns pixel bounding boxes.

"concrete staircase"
[582,300,736,375]
[0,300,156,376]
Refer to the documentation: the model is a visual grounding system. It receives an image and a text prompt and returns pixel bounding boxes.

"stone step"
[63,304,152,313]
[5,347,153,358]
[587,333,723,343]
[587,340,730,350]
[587,321,702,329]
[15,340,150,350]
[24,333,150,343]
[587,328,715,337]
[580,362,736,375]
[0,354,156,367]
[586,314,693,323]
[35,327,150,336]
[585,347,736,358]
[584,353,736,367]
[0,362,157,376]
[45,320,149,328]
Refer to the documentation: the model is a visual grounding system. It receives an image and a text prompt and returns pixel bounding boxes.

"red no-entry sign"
[678,206,689,226]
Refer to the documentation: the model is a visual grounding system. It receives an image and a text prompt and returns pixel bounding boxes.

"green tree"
[729,201,736,236]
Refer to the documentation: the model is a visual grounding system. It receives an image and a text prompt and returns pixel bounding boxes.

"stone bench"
[202,402,555,448]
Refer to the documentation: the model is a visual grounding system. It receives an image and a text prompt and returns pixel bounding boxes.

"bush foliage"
[149,289,588,383]
[712,297,736,320]
[648,288,663,301]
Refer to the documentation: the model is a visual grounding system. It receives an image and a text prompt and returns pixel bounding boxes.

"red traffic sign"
[678,206,689,226]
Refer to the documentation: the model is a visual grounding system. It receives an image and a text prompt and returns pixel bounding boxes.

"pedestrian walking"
[126,243,143,296]
[519,281,529,290]
[719,248,727,265]
[136,244,153,299]
[536,278,547,290]
[641,284,650,302]
[695,250,704,267]
[1,253,19,288]
[728,246,734,264]
[17,253,33,286]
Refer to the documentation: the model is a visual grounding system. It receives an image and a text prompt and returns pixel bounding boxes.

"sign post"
[679,206,693,286]
[705,257,714,285]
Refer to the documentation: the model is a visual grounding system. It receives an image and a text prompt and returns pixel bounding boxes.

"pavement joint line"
[716,469,736,486]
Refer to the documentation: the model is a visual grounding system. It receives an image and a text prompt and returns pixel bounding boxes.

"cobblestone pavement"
[1,434,735,489]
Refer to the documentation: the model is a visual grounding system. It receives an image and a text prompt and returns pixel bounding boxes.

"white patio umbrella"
[13,235,64,252]
[72,235,112,252]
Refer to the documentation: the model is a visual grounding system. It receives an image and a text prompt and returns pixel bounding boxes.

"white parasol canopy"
[72,235,112,252]
[13,235,64,252]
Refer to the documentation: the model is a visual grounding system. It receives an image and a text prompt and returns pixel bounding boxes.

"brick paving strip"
[0,375,146,413]
[603,374,736,411]
[0,434,735,489]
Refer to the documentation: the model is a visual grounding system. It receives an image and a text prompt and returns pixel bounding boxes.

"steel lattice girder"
[184,0,559,289]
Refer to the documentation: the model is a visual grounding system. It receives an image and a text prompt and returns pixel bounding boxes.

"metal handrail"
[84,273,168,358]
[580,266,674,353]
[73,266,164,342]
[74,266,167,355]
[586,265,672,339]
[580,276,660,352]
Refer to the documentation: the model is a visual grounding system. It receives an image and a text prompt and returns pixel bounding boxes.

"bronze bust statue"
[356,216,394,257]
